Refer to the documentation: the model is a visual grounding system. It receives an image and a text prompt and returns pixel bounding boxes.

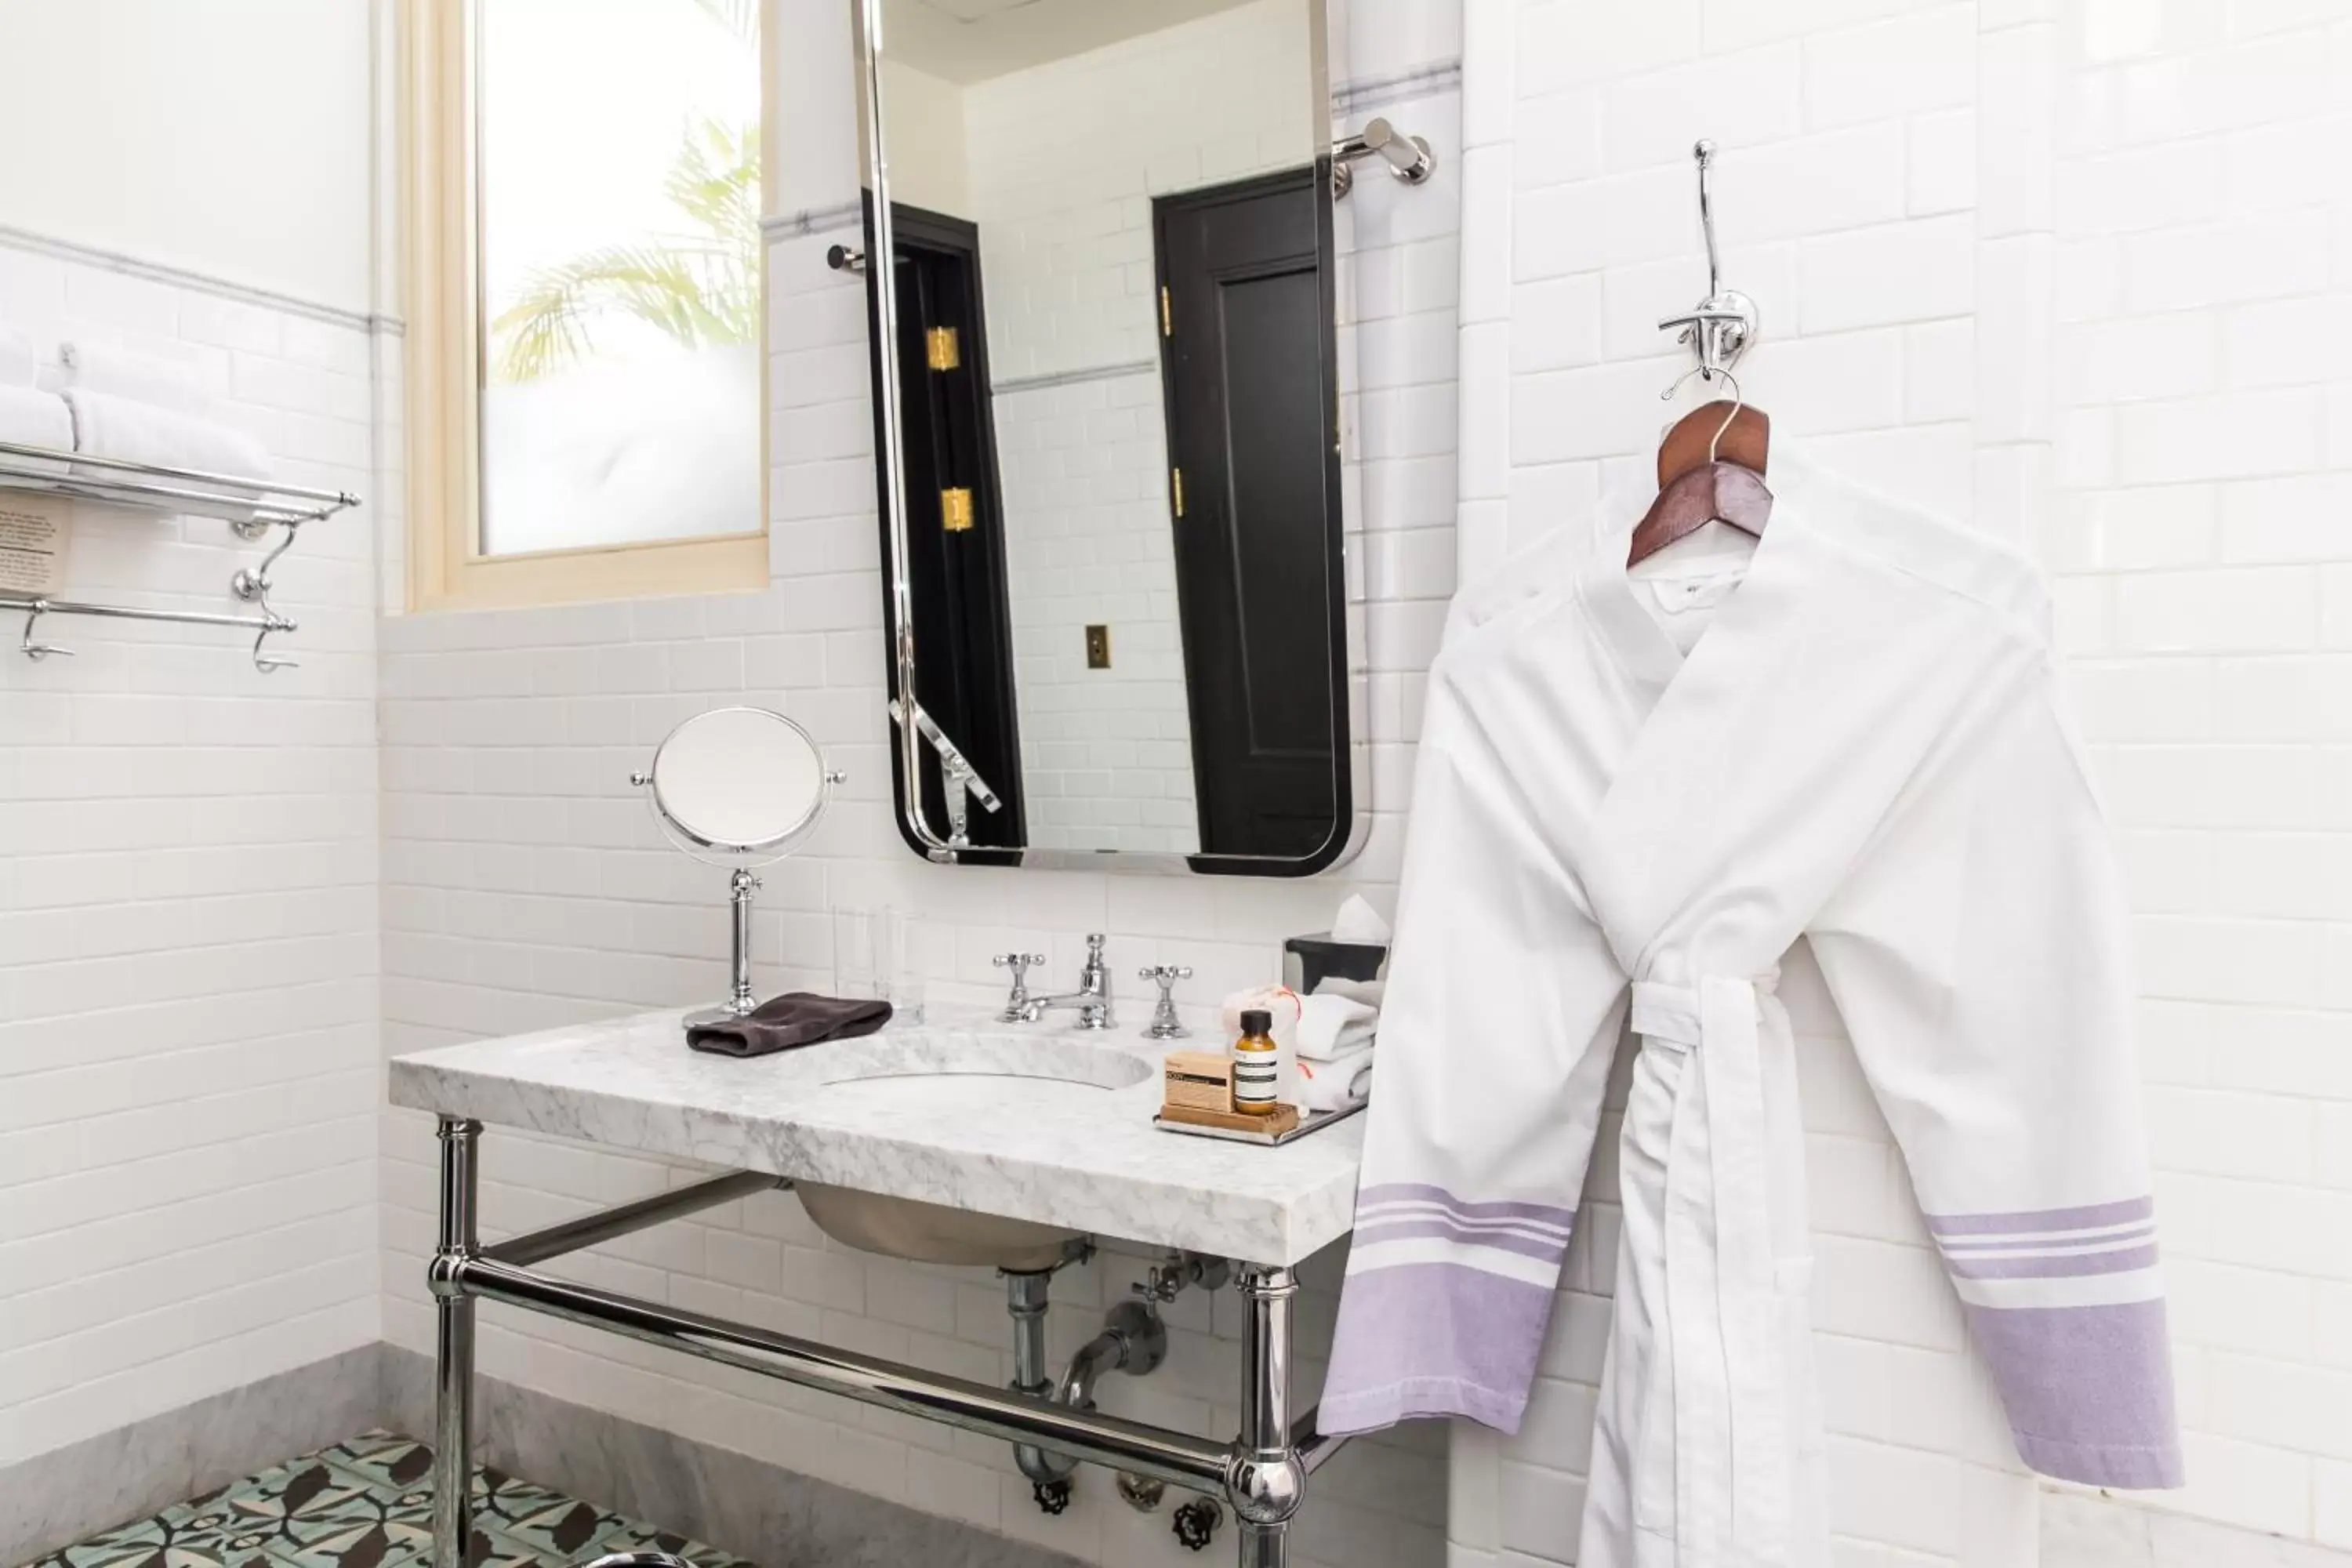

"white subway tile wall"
[0,254,383,1465]
[1450,0,2352,1563]
[375,5,1463,1566]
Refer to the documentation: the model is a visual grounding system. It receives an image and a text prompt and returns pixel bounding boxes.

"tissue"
[1330,894,1392,945]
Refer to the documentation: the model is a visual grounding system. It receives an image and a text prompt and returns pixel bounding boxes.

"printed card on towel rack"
[0,493,71,595]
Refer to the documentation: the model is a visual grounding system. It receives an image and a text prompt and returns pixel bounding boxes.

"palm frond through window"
[488,2,760,384]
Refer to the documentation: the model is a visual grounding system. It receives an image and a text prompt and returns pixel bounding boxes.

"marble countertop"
[387,1009,1365,1266]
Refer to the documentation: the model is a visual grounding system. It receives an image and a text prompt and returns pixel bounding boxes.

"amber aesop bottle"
[1232,1008,1279,1116]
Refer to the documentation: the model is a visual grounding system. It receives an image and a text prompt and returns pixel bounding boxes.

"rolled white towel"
[1296,1044,1374,1113]
[0,387,74,477]
[65,389,270,499]
[1297,991,1377,1061]
[0,327,37,389]
[58,343,212,416]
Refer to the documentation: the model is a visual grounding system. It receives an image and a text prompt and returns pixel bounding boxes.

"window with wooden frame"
[401,0,774,612]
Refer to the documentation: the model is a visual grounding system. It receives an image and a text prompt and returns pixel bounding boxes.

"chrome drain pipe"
[1004,1269,1077,1501]
[1004,1274,1178,1512]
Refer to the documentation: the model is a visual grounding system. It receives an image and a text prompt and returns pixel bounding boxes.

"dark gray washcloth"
[686,993,894,1057]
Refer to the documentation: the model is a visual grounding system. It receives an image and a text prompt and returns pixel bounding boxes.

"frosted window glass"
[475,0,763,557]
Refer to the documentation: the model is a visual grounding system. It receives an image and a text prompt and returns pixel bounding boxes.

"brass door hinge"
[1160,285,1172,339]
[941,486,975,532]
[926,325,960,372]
[1171,467,1185,519]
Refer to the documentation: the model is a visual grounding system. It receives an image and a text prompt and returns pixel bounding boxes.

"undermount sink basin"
[794,1028,1156,1270]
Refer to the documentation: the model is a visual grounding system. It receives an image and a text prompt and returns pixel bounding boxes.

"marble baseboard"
[0,1344,383,1566]
[380,1345,1084,1568]
[2043,1490,2351,1567]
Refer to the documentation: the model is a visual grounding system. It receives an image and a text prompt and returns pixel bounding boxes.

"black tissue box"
[1283,932,1387,996]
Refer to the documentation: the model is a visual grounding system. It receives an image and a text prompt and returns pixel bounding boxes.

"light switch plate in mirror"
[856,0,1368,877]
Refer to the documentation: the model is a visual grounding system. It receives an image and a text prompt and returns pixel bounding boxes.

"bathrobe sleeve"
[1809,656,2183,1489]
[1319,627,1627,1436]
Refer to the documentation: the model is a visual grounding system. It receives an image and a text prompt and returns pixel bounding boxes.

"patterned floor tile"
[36,1431,751,1568]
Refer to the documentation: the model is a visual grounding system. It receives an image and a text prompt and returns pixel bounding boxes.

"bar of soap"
[1163,1050,1236,1113]
[1160,1101,1301,1137]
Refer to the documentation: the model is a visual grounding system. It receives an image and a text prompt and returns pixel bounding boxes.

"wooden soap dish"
[1152,1098,1366,1148]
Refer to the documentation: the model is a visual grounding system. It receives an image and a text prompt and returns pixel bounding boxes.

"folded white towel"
[66,389,270,492]
[1296,991,1377,1061]
[1296,1044,1374,1113]
[0,328,37,389]
[0,387,74,477]
[59,343,212,416]
[1313,975,1385,1009]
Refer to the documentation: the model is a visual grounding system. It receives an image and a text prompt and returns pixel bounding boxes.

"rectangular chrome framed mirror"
[853,0,1372,877]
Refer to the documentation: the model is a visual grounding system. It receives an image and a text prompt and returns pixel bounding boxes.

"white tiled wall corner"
[0,249,383,1466]
[1452,0,2352,1563]
[373,9,1464,1565]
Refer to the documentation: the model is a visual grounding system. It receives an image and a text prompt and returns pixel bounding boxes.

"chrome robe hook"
[1657,140,1759,382]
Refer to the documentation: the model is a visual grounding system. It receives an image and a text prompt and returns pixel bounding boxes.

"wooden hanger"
[1627,393,1772,567]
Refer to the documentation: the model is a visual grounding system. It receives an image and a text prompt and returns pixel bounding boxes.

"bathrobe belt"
[1631,975,1794,1567]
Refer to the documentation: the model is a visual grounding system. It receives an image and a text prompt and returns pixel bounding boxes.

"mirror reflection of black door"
[1156,167,1343,863]
[863,198,1025,853]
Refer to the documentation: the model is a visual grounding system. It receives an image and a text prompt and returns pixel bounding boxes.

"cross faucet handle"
[993,952,1046,1022]
[1138,964,1193,1040]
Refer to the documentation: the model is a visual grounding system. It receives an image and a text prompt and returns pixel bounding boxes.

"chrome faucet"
[1022,934,1116,1030]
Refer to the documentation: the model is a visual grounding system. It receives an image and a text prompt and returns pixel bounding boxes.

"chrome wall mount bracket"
[1332,118,1436,198]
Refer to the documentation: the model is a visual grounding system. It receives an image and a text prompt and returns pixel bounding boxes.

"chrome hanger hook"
[1706,369,1745,463]
[19,599,73,661]
[1654,365,1746,463]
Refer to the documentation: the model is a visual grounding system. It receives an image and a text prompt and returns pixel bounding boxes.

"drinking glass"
[880,908,925,1025]
[833,907,879,1001]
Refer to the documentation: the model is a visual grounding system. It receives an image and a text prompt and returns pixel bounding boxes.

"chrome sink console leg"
[423,1131,1324,1566]
[1228,1265,1305,1568]
[430,1116,482,1566]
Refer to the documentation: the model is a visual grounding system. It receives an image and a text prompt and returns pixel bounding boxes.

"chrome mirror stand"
[630,707,842,1033]
[687,868,764,1027]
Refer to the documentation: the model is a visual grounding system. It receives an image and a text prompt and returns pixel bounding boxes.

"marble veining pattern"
[387,1011,1363,1265]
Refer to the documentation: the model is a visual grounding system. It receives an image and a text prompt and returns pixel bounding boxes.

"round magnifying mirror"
[633,708,842,1029]
[643,706,833,863]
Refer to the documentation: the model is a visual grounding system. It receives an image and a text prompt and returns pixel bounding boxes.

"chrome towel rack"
[0,437,358,672]
[9,593,297,670]
[0,439,358,532]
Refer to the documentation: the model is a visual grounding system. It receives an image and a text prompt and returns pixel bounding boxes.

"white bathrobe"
[1321,457,2181,1566]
